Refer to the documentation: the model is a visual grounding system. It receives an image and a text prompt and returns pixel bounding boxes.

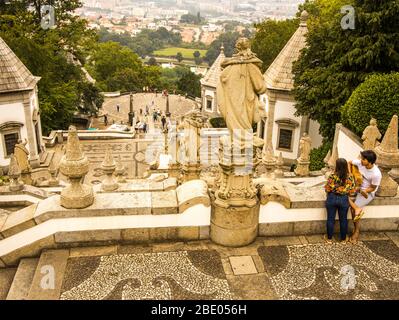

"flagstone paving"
[52,232,399,300]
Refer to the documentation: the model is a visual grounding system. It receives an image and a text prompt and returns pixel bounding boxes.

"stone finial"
[323,149,331,166]
[101,145,118,191]
[274,152,284,178]
[8,154,24,191]
[374,115,399,197]
[220,43,225,54]
[115,155,127,183]
[59,126,94,209]
[48,160,59,187]
[300,10,309,25]
[261,140,277,177]
[325,145,338,179]
[327,145,339,169]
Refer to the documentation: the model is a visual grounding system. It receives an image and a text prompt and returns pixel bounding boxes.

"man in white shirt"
[349,150,382,244]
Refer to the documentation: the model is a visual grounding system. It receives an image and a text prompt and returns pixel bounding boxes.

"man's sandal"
[353,210,365,222]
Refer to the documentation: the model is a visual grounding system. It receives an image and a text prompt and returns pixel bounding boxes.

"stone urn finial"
[101,145,118,191]
[374,115,399,197]
[115,155,127,183]
[274,152,284,178]
[59,126,94,208]
[261,140,277,178]
[8,154,24,192]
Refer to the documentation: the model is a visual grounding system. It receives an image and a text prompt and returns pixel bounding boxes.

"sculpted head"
[235,37,251,52]
[370,118,377,126]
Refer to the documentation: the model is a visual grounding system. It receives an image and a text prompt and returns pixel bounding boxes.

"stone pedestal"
[375,115,399,197]
[210,202,259,247]
[60,183,94,209]
[295,160,310,177]
[182,163,201,182]
[376,167,398,197]
[210,136,260,247]
[20,172,33,185]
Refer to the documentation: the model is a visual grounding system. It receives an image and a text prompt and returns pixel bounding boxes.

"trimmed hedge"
[341,73,399,137]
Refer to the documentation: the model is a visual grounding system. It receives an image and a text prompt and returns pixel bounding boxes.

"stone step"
[27,249,69,300]
[6,258,39,300]
[0,267,17,300]
[40,151,55,168]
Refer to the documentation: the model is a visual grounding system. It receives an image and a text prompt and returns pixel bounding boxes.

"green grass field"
[153,47,208,59]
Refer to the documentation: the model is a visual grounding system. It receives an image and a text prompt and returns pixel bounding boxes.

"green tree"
[293,0,399,141]
[342,73,399,137]
[176,67,201,97]
[252,19,299,72]
[0,1,103,134]
[148,57,158,66]
[205,31,240,65]
[90,41,142,84]
[176,52,183,62]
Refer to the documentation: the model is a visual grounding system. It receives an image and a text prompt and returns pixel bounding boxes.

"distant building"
[0,37,44,171]
[200,45,225,116]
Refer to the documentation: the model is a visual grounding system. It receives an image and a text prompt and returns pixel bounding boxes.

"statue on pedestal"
[362,118,381,150]
[211,38,264,247]
[14,139,31,174]
[295,133,312,177]
[14,139,33,185]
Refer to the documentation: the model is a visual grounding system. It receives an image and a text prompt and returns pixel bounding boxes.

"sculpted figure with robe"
[217,38,267,148]
[14,139,31,173]
[362,118,381,150]
[298,133,312,162]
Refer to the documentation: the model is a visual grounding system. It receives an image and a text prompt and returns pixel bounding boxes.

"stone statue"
[217,37,267,146]
[298,133,312,162]
[362,118,382,150]
[14,139,31,174]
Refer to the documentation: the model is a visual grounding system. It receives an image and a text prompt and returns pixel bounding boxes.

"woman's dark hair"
[361,150,377,164]
[335,158,349,183]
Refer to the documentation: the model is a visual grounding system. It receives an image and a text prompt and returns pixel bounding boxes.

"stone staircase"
[0,249,69,300]
[39,151,55,168]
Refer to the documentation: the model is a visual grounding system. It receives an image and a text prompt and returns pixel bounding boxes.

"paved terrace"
[0,232,398,300]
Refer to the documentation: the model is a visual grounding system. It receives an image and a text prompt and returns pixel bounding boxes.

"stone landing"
[0,232,398,300]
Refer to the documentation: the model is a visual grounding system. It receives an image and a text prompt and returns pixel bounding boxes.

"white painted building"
[0,37,44,172]
[200,45,224,116]
[259,11,323,164]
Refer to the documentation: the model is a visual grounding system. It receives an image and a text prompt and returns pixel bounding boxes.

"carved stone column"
[59,126,94,209]
[375,115,399,197]
[181,110,207,182]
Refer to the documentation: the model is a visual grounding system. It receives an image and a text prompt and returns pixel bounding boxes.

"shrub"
[341,73,399,137]
[309,142,332,171]
[209,117,227,128]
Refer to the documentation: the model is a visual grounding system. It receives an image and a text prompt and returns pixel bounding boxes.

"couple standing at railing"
[324,150,382,244]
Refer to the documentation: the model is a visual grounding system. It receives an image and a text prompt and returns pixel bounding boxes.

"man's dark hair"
[361,150,377,164]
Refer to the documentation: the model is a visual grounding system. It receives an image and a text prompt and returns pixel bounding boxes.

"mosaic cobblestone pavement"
[258,240,399,300]
[60,250,232,300]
